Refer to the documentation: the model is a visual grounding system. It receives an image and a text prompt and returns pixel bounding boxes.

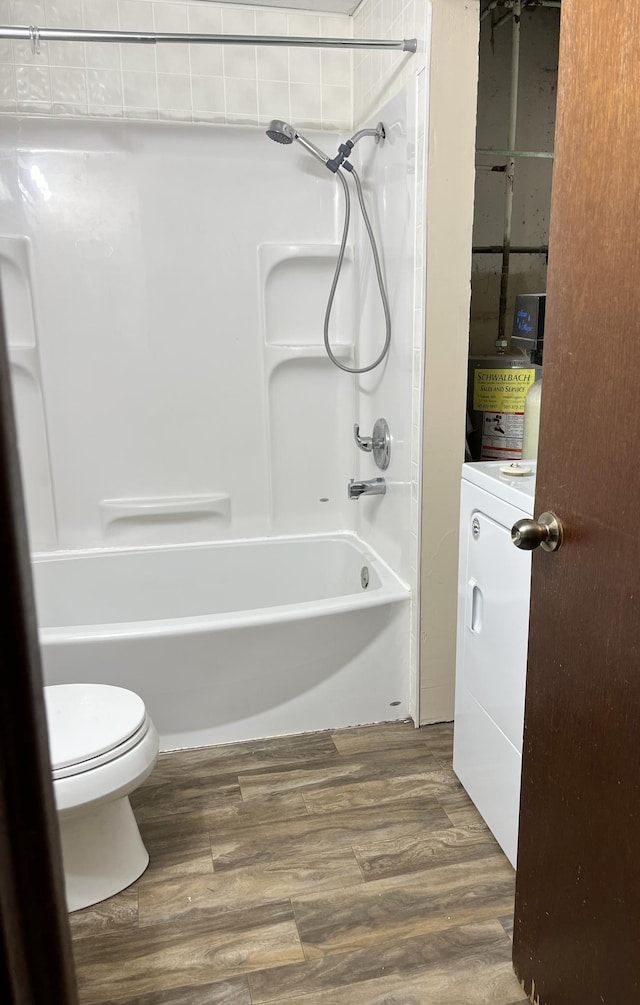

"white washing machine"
[453,460,536,868]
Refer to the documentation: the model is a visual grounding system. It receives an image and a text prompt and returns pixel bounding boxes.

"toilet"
[44,683,159,913]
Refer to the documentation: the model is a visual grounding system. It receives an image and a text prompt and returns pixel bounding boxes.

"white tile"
[223,45,256,83]
[83,0,119,30]
[290,82,321,125]
[17,99,52,113]
[224,76,257,116]
[0,39,12,66]
[186,2,221,35]
[224,111,259,126]
[192,108,224,125]
[255,11,287,37]
[87,66,122,105]
[123,104,157,119]
[290,46,320,86]
[16,64,51,103]
[88,102,123,116]
[122,69,157,108]
[52,101,87,115]
[221,8,256,37]
[158,107,191,121]
[257,45,289,84]
[119,0,155,71]
[45,0,82,25]
[257,79,289,124]
[287,14,320,39]
[191,74,224,114]
[320,15,351,39]
[321,84,350,130]
[118,0,152,28]
[0,63,16,101]
[50,65,87,105]
[86,42,121,69]
[152,0,186,30]
[157,71,191,110]
[153,2,189,74]
[48,42,86,67]
[11,0,45,21]
[189,43,223,78]
[320,49,350,89]
[12,40,49,68]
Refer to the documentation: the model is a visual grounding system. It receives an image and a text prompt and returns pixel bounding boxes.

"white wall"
[419,0,479,723]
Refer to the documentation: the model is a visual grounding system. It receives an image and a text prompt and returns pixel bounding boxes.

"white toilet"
[44,683,159,913]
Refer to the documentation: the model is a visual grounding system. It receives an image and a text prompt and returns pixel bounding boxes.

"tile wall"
[352,0,427,124]
[0,0,352,128]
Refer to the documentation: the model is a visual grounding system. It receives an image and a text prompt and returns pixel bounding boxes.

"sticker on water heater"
[480,411,524,461]
[473,368,536,413]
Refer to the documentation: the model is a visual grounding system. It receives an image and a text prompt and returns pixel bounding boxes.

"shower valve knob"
[353,418,391,470]
[354,424,374,452]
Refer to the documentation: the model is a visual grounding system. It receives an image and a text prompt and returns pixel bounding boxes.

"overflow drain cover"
[361,566,370,589]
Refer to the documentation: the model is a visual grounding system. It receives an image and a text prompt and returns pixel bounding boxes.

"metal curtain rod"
[0,24,418,52]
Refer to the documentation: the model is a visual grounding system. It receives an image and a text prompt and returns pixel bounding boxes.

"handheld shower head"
[265,118,331,168]
[266,120,296,144]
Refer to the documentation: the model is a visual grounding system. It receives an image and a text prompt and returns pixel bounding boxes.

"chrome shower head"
[266,120,296,144]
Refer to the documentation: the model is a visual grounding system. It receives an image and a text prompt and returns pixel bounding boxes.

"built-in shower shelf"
[8,345,39,379]
[99,494,231,533]
[265,344,354,374]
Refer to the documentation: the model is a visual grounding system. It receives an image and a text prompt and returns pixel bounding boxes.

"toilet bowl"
[44,683,159,913]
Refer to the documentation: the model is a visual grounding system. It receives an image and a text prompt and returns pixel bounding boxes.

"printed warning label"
[473,368,536,414]
[480,411,524,461]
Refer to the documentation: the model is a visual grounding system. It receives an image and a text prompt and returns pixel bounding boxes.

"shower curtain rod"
[0,24,418,53]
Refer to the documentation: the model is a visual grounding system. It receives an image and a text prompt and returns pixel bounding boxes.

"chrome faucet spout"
[348,477,386,500]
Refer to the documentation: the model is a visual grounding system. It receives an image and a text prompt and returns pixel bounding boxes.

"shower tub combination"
[35,534,410,751]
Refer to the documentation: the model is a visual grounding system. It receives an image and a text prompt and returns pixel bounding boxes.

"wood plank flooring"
[70,722,527,1004]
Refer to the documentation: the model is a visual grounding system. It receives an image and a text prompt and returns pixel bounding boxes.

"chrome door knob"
[511,512,564,552]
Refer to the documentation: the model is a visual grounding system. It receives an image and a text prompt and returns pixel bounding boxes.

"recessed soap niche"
[259,244,354,348]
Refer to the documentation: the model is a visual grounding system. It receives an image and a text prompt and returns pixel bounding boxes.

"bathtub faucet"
[348,477,386,500]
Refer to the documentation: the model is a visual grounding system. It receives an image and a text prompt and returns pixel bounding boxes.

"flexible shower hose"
[324,166,392,374]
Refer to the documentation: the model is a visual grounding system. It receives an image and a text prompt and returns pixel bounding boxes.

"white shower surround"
[0,69,426,737]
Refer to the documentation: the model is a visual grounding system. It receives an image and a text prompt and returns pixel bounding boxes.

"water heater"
[467,294,545,461]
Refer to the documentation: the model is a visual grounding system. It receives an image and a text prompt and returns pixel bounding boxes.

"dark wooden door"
[513,1,640,1002]
[0,292,78,997]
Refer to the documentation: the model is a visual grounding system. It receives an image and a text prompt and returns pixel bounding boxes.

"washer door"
[462,508,531,752]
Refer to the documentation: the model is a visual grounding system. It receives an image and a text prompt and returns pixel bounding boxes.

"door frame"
[0,297,77,1002]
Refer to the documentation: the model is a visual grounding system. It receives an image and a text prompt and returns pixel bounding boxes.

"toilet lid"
[44,684,147,771]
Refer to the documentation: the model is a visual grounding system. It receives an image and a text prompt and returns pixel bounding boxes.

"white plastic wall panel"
[353,86,417,586]
[0,116,359,550]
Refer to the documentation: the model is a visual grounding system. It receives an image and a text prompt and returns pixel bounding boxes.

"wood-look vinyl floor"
[70,722,527,1005]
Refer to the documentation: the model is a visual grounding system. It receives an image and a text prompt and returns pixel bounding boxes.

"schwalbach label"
[473,368,536,414]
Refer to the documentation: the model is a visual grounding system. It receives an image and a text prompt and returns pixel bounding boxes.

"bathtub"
[34,533,411,750]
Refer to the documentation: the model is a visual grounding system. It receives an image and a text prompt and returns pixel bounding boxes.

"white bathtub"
[34,534,411,750]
